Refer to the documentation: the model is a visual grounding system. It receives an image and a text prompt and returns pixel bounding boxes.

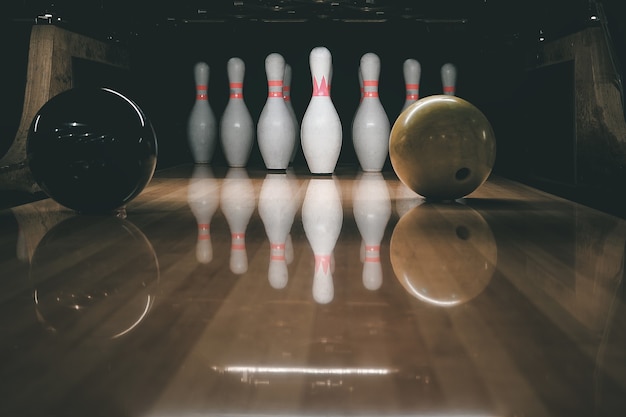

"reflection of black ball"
[27,87,158,213]
[30,215,159,339]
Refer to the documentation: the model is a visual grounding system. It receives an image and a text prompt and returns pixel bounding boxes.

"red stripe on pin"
[230,82,243,89]
[443,86,455,93]
[313,76,330,96]
[230,93,243,99]
[268,80,283,87]
[314,254,332,273]
[364,91,379,98]
[364,245,380,262]
[363,80,378,87]
[269,91,283,98]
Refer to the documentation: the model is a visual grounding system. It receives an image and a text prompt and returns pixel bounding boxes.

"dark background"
[2,0,625,214]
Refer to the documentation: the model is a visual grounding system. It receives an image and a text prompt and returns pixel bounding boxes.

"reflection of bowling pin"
[257,53,296,170]
[187,62,217,164]
[284,63,299,165]
[402,58,421,111]
[302,178,343,303]
[353,172,391,290]
[220,57,254,168]
[258,173,300,289]
[441,63,457,96]
[352,53,390,173]
[220,167,255,274]
[187,165,220,264]
[301,47,343,174]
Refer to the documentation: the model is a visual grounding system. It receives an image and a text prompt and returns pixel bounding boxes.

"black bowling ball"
[27,87,158,213]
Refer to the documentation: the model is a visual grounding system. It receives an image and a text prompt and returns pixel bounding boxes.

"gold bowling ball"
[389,95,496,200]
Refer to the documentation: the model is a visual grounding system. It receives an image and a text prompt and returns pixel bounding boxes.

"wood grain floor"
[0,164,624,417]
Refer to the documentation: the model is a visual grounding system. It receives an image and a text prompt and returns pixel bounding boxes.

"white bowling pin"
[220,167,256,274]
[220,57,255,168]
[283,63,299,165]
[441,62,457,95]
[301,47,343,174]
[258,172,300,289]
[402,58,421,111]
[257,53,296,170]
[187,62,217,164]
[187,165,220,264]
[353,172,391,291]
[352,53,390,173]
[302,177,343,304]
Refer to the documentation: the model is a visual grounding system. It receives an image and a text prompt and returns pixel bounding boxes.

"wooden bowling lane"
[0,164,625,417]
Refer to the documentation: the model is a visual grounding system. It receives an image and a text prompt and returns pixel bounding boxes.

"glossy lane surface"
[1,164,625,417]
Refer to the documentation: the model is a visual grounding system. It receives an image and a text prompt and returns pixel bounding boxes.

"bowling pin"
[301,46,343,175]
[220,57,255,168]
[257,53,296,171]
[353,172,391,291]
[187,164,220,264]
[187,62,217,164]
[220,167,256,274]
[352,53,390,173]
[302,177,343,304]
[402,58,421,111]
[258,172,301,289]
[283,63,299,165]
[441,62,457,95]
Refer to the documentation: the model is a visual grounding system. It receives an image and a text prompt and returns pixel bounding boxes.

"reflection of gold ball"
[390,202,497,306]
[389,95,496,200]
